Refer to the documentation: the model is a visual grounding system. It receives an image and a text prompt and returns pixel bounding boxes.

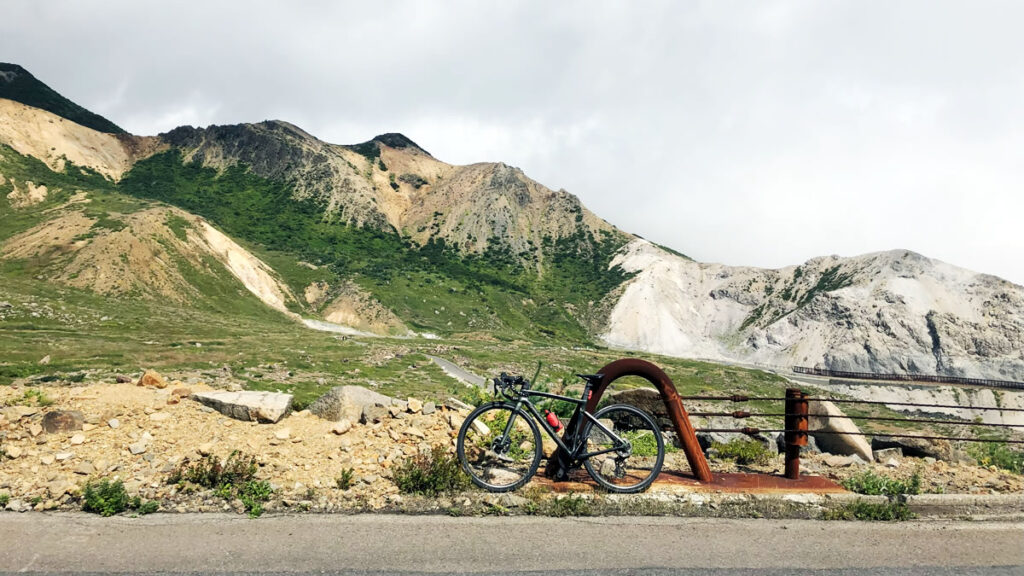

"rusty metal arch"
[547,358,713,483]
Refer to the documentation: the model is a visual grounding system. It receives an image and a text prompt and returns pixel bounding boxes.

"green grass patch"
[842,470,921,496]
[969,441,1024,474]
[393,445,469,496]
[822,499,915,521]
[712,438,774,465]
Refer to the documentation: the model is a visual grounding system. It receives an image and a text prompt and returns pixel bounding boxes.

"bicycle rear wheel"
[456,402,542,492]
[582,404,665,493]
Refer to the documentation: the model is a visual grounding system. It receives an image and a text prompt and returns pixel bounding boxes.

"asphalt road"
[1,514,1022,575]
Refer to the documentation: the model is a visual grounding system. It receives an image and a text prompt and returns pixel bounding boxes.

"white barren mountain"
[603,239,1024,380]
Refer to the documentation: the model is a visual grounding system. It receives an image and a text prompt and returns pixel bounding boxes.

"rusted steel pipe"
[784,388,809,480]
[546,358,713,483]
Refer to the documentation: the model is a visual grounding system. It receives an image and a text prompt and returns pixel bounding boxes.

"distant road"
[0,514,1021,575]
[426,354,487,388]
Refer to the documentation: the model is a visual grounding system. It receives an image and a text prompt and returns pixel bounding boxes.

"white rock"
[69,434,86,445]
[54,451,73,461]
[407,398,423,413]
[6,445,22,459]
[191,390,293,423]
[274,428,291,441]
[108,419,120,429]
[807,400,873,462]
[331,419,352,435]
[128,442,147,455]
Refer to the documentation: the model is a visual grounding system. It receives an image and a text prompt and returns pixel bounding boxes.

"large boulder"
[191,390,292,423]
[808,400,873,461]
[308,386,400,422]
[872,435,952,461]
[608,388,671,428]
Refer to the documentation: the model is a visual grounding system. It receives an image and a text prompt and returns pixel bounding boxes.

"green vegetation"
[0,492,9,507]
[0,63,125,133]
[118,150,629,341]
[969,441,1024,474]
[711,438,774,465]
[623,430,675,457]
[81,479,158,516]
[336,468,356,490]
[167,451,271,517]
[393,445,469,496]
[842,470,921,496]
[822,499,915,521]
[5,388,53,407]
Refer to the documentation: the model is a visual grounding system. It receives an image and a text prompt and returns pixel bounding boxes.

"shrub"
[82,479,158,517]
[822,499,914,521]
[0,492,9,507]
[712,439,774,465]
[336,468,355,490]
[168,450,270,518]
[842,470,920,496]
[168,450,257,488]
[969,441,1024,474]
[393,445,469,496]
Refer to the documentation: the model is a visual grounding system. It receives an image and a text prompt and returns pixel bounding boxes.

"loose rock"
[42,410,84,434]
[137,369,168,389]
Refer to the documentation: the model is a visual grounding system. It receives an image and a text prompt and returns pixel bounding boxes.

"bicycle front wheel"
[456,402,542,492]
[582,404,665,493]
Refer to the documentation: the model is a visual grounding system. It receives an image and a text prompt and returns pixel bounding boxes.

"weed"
[0,492,9,507]
[712,439,774,465]
[393,445,469,496]
[168,450,257,488]
[842,470,921,496]
[542,493,594,517]
[167,450,270,517]
[822,499,915,521]
[239,480,273,518]
[6,388,53,407]
[81,479,158,517]
[969,441,1024,474]
[336,468,355,490]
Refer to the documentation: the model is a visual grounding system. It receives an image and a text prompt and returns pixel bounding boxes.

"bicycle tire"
[581,403,665,493]
[456,402,543,492]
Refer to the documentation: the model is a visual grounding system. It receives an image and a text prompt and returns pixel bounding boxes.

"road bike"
[455,371,665,493]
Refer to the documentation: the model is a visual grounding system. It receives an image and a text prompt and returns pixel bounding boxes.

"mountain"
[0,63,125,134]
[604,240,1024,380]
[1,64,1022,381]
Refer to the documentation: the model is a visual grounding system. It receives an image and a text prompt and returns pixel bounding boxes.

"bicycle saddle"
[575,373,604,383]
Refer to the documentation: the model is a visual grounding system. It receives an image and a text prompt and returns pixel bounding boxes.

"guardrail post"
[784,388,809,480]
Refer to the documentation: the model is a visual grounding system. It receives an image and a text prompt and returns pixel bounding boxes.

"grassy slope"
[0,63,125,134]
[1,145,971,444]
[118,150,629,341]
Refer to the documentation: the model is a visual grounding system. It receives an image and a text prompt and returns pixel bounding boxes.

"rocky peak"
[370,133,430,156]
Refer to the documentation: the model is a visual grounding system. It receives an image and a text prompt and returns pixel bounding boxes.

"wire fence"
[684,388,1024,478]
[792,366,1024,390]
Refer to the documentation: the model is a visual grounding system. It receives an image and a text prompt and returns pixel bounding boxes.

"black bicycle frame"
[499,386,627,463]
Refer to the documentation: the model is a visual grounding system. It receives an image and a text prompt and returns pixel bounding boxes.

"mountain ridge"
[1,64,1021,381]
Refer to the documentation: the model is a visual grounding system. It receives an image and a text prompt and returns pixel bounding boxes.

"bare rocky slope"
[603,239,1024,380]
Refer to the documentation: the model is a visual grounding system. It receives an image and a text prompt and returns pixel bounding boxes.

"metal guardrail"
[792,366,1024,390]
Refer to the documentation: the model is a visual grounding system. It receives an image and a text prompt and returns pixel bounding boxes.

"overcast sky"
[3,1,1023,285]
